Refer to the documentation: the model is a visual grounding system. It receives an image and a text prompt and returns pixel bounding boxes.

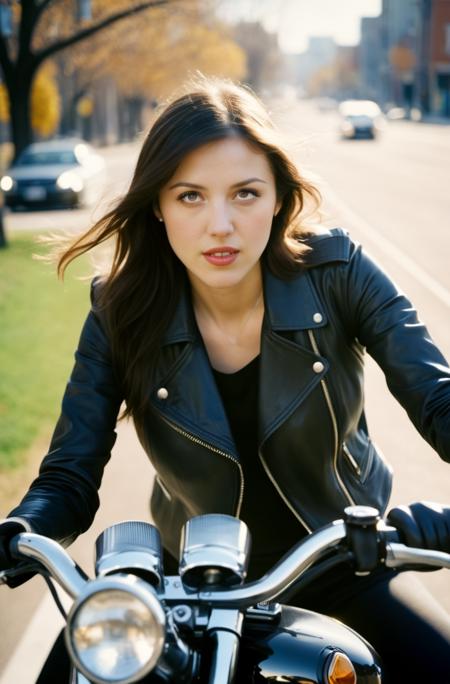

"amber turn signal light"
[325,650,357,684]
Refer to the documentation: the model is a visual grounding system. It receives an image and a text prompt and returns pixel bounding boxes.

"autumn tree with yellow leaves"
[53,2,246,141]
[0,62,61,138]
[0,0,245,161]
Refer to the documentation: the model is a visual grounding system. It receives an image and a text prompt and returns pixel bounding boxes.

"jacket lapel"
[151,285,238,457]
[258,268,328,444]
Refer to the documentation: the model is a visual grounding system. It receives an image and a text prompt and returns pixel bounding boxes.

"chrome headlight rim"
[65,574,166,684]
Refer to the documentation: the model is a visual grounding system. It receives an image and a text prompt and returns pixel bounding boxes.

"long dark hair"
[55,76,322,420]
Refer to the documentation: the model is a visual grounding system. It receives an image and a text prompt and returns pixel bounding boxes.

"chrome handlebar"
[385,543,450,570]
[198,520,347,607]
[12,534,88,597]
[5,519,450,604]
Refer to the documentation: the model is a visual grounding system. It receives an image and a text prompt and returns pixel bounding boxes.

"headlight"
[0,175,15,192]
[56,170,84,192]
[65,575,166,684]
[342,121,355,136]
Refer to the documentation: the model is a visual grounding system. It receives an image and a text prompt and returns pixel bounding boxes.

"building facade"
[429,0,450,115]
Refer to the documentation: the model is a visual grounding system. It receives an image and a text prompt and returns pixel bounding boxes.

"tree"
[54,3,246,140]
[0,0,178,161]
[0,0,245,248]
[0,61,61,137]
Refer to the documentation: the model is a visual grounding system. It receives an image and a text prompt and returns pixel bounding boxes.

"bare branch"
[34,0,172,67]
[36,0,59,17]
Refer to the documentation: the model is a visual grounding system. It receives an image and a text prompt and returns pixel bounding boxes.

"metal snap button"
[313,361,324,373]
[157,387,169,400]
[313,312,323,323]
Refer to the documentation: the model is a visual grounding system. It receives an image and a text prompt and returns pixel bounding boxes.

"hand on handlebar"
[387,502,450,554]
[0,519,34,588]
[0,520,26,569]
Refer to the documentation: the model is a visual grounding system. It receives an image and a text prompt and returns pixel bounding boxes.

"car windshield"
[347,115,373,122]
[17,150,77,166]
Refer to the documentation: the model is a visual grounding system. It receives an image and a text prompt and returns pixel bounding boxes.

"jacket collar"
[162,228,351,344]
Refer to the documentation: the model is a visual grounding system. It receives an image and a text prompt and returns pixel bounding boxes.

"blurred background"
[0,1,449,681]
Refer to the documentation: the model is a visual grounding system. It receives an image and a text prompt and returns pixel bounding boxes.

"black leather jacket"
[10,229,450,558]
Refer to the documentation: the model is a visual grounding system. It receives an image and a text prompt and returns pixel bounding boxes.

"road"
[1,101,449,681]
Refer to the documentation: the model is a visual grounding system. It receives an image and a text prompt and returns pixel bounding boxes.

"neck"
[191,269,263,324]
[190,267,264,348]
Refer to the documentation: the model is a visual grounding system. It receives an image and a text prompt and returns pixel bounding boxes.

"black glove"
[0,520,26,570]
[0,519,33,587]
[387,502,450,554]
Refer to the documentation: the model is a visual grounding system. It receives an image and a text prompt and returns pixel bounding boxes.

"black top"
[212,355,306,579]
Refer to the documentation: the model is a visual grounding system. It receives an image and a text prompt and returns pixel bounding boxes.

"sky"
[218,0,382,53]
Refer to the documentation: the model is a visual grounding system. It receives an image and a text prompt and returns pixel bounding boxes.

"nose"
[206,200,234,236]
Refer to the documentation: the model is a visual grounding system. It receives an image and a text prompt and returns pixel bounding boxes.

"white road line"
[0,590,70,684]
[324,186,450,310]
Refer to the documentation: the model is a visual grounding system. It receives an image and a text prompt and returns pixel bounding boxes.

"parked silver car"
[0,138,106,209]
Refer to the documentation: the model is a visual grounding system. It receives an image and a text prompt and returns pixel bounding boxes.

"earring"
[158,217,163,223]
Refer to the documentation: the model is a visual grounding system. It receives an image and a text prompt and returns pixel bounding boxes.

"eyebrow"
[168,177,268,190]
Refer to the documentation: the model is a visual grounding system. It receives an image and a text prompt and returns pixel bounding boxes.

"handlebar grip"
[379,523,401,545]
[9,534,25,560]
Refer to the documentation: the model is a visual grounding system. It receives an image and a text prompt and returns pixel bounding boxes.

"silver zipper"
[342,442,361,476]
[307,330,356,506]
[159,414,245,517]
[258,450,312,533]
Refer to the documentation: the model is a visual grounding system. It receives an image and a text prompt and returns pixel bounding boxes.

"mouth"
[202,247,239,266]
[202,247,239,256]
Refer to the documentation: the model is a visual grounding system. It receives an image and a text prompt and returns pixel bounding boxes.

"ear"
[274,199,282,217]
[152,201,162,221]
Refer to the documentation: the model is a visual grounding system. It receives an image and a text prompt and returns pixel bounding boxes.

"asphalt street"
[1,100,449,681]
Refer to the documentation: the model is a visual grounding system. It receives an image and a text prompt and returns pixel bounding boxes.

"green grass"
[0,232,91,470]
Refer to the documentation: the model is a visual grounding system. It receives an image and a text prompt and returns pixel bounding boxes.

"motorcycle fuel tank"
[236,605,382,683]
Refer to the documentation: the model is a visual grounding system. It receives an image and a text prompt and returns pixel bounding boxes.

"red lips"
[202,246,239,256]
[202,247,239,266]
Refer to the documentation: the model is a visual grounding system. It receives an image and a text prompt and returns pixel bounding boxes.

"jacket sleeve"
[342,242,450,462]
[8,281,123,545]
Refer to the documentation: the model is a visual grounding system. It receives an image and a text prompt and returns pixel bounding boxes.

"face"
[157,137,281,294]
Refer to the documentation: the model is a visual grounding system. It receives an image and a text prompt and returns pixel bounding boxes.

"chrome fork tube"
[207,609,243,684]
[208,631,240,684]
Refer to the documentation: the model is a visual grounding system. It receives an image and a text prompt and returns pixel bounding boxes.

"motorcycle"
[1,505,449,683]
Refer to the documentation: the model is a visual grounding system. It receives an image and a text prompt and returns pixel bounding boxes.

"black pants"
[37,561,450,683]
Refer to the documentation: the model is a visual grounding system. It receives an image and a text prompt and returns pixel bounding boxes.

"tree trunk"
[9,75,34,161]
[0,208,7,249]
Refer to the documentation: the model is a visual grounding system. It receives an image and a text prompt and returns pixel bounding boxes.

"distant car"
[338,100,383,139]
[0,138,106,210]
[385,106,408,121]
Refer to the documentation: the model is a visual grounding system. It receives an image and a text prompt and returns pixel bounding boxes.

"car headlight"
[65,575,166,684]
[56,170,84,192]
[0,175,15,192]
[342,121,355,135]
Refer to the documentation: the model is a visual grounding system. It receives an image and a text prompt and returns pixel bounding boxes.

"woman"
[1,77,450,681]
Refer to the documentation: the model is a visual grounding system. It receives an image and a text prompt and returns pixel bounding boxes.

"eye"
[235,188,260,200]
[178,190,201,204]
